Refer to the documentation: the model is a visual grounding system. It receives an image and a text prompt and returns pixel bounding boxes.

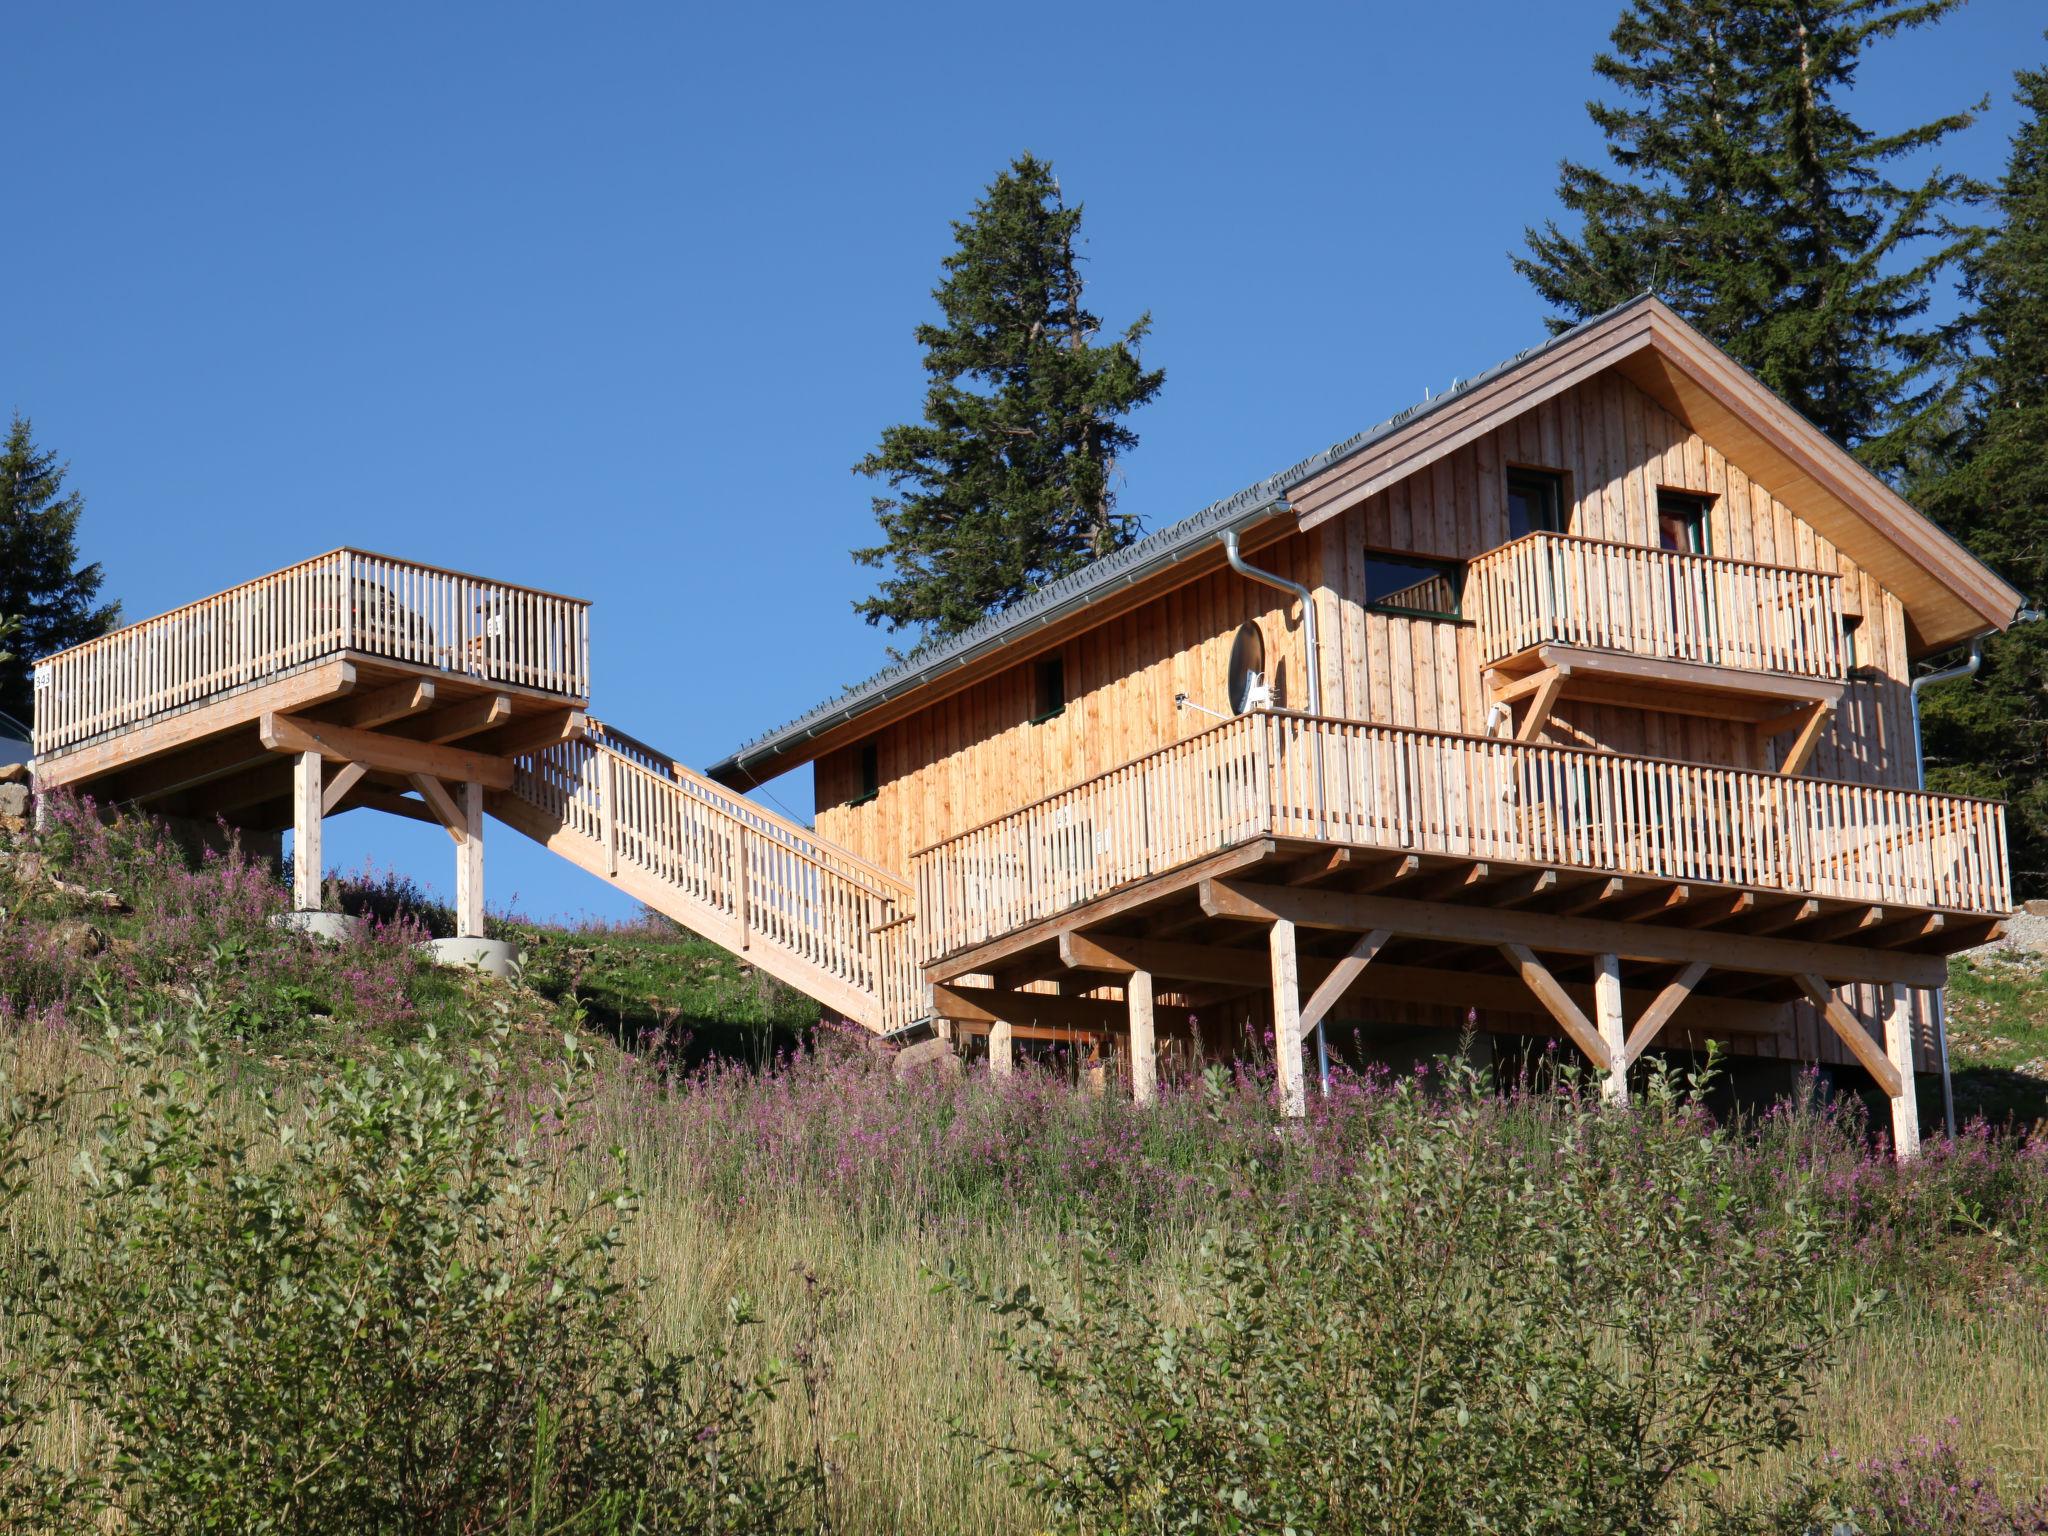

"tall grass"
[4,798,2048,1529]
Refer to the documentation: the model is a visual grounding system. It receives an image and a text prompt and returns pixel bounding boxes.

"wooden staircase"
[494,720,928,1034]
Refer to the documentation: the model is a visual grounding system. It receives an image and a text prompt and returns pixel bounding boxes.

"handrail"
[910,710,2010,960]
[34,550,592,755]
[1474,528,1842,581]
[510,728,924,1033]
[1466,530,1847,680]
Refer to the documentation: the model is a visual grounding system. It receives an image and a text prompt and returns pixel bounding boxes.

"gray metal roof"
[707,295,1654,785]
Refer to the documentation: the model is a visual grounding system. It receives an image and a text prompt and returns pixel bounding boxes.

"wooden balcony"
[911,710,2009,964]
[34,550,591,759]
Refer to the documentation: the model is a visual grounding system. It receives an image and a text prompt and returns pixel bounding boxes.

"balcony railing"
[34,550,591,756]
[1466,532,1847,679]
[911,711,2009,960]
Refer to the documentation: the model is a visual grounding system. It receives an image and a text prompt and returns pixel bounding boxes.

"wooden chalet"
[29,297,2026,1156]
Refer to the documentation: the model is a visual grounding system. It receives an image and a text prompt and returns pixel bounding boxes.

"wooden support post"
[1885,983,1921,1161]
[989,1019,1014,1079]
[291,749,322,910]
[1129,968,1158,1107]
[455,780,484,938]
[1269,918,1306,1119]
[1593,953,1627,1105]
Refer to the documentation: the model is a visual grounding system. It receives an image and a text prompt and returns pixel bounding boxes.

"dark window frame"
[1505,466,1568,539]
[1655,487,1714,554]
[1031,654,1067,724]
[846,742,880,808]
[1361,550,1467,622]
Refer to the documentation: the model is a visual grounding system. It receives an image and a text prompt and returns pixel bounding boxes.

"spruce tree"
[0,415,120,726]
[1914,52,2048,895]
[1517,0,1978,462]
[853,155,1164,644]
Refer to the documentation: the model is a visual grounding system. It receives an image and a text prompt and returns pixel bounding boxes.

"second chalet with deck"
[29,296,2028,1159]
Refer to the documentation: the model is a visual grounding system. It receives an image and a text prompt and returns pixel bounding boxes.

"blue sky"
[9,2,2041,923]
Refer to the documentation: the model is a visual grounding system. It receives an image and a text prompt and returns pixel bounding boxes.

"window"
[1506,468,1565,539]
[1657,489,1712,554]
[1842,614,1865,672]
[1364,553,1463,620]
[1032,655,1066,723]
[847,742,879,807]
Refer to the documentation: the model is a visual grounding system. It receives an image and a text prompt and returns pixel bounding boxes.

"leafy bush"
[0,1062,74,1531]
[52,1011,818,1534]
[950,1066,1861,1535]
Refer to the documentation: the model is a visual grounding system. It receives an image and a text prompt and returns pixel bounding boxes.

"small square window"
[1364,554,1463,620]
[1506,468,1565,539]
[847,743,879,807]
[1657,490,1712,554]
[1032,656,1066,723]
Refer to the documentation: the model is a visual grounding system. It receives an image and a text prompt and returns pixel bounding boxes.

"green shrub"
[0,1063,76,1532]
[54,1009,818,1535]
[950,1066,1865,1535]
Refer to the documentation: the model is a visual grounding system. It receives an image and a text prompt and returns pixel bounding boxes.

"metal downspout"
[1220,529,1331,1097]
[1910,637,1985,1142]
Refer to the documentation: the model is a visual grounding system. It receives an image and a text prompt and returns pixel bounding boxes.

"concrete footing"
[274,910,366,943]
[421,936,522,982]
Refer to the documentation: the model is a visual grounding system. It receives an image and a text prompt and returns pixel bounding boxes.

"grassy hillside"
[4,797,2048,1532]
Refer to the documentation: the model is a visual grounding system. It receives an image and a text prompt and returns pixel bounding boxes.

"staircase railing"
[511,724,927,1033]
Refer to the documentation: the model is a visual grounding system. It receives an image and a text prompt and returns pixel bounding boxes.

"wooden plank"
[1515,668,1567,742]
[1884,983,1921,1159]
[1623,961,1708,1065]
[1499,943,1614,1071]
[1200,881,1948,989]
[1793,974,1903,1097]
[469,708,589,759]
[259,711,516,791]
[1295,928,1391,1043]
[932,982,1193,1034]
[1594,952,1627,1102]
[455,780,484,938]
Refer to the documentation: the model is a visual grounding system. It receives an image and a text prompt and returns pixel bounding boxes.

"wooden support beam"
[291,750,322,910]
[103,729,271,805]
[1776,701,1835,775]
[1884,983,1921,1160]
[1672,891,1756,928]
[1284,848,1355,886]
[1270,918,1306,1118]
[319,761,368,816]
[989,1019,1014,1077]
[260,711,515,791]
[407,773,467,844]
[393,692,512,745]
[932,982,1194,1035]
[325,677,435,730]
[1355,853,1423,893]
[1610,884,1693,923]
[455,780,484,938]
[1490,869,1560,908]
[1795,904,1886,944]
[1410,862,1490,902]
[1499,943,1614,1071]
[1296,929,1391,1044]
[1129,969,1158,1106]
[1793,974,1903,1098]
[338,785,440,826]
[1622,961,1709,1065]
[470,708,590,760]
[1201,881,1947,989]
[1491,663,1569,705]
[1556,877,1632,915]
[1593,953,1627,1103]
[1058,930,1795,1037]
[1516,667,1568,742]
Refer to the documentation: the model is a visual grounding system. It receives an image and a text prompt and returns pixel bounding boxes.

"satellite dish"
[1228,623,1267,714]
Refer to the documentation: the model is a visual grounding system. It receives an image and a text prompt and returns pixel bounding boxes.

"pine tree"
[1914,52,2048,895]
[0,415,120,726]
[1517,0,1978,462]
[853,155,1164,644]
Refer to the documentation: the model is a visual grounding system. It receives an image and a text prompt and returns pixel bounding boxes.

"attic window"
[847,742,879,807]
[1657,490,1712,554]
[1032,656,1066,723]
[1364,554,1464,621]
[1506,468,1565,538]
